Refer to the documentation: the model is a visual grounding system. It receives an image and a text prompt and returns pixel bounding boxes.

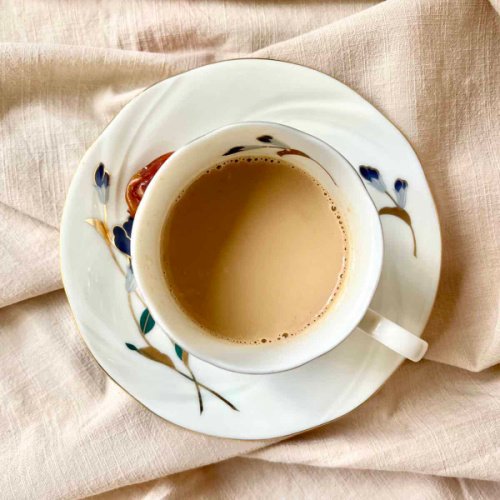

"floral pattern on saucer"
[86,163,238,414]
[359,166,416,257]
[84,157,418,418]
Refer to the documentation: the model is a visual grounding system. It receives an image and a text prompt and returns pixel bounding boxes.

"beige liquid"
[161,156,348,345]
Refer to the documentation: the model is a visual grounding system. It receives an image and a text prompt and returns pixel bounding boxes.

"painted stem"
[409,224,417,258]
[107,241,127,278]
[382,188,415,256]
[384,190,398,207]
[378,206,417,257]
[184,363,204,414]
[176,371,239,411]
[96,217,147,307]
[127,293,205,413]
[127,293,141,331]
[97,201,235,411]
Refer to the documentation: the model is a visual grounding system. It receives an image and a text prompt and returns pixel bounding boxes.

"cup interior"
[131,122,383,374]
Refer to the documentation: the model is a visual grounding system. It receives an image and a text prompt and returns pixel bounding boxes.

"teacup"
[131,122,428,374]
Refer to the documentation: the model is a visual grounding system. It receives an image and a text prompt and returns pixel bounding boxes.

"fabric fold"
[0,0,498,498]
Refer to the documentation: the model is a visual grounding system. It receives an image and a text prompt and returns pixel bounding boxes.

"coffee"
[161,156,348,345]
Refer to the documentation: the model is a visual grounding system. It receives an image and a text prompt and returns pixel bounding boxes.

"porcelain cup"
[131,122,428,374]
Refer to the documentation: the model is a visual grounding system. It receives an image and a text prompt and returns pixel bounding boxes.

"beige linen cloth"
[0,0,499,498]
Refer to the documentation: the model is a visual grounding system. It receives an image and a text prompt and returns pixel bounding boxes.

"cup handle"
[358,309,428,362]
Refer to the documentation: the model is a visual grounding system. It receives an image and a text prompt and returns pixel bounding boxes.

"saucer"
[61,59,441,440]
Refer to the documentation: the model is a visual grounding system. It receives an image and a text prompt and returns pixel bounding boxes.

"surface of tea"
[161,156,348,344]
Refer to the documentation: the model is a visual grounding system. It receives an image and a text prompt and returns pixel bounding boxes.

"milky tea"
[160,156,348,345]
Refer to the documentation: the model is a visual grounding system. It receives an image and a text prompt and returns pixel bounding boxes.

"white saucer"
[61,59,441,440]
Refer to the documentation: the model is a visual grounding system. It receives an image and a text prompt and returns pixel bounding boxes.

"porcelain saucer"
[61,59,441,440]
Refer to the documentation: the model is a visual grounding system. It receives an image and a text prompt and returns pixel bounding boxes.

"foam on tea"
[161,156,348,345]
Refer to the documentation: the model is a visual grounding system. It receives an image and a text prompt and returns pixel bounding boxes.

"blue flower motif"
[359,166,386,193]
[94,163,110,204]
[113,216,133,256]
[123,217,133,238]
[394,178,408,208]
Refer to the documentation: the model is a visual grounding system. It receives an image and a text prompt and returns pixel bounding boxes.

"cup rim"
[131,121,384,374]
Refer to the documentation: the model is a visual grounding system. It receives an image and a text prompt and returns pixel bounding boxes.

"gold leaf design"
[139,346,175,369]
[182,350,189,365]
[85,218,111,245]
[378,206,417,257]
[277,148,310,159]
[378,206,411,225]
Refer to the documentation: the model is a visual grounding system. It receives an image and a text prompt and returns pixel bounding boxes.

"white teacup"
[132,122,428,374]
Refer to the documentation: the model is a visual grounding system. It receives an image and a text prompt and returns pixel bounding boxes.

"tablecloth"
[0,0,499,498]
